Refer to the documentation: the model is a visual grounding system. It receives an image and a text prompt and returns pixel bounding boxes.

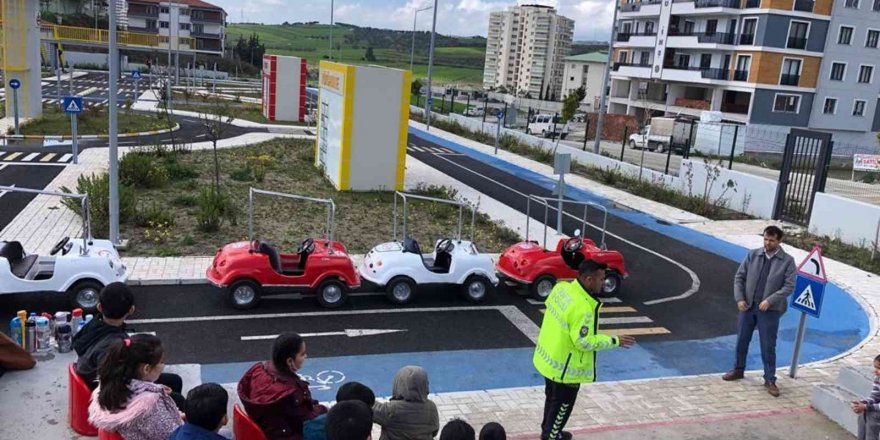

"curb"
[1,123,180,141]
[128,278,208,286]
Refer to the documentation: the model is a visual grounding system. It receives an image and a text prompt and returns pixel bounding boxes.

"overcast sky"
[211,0,614,41]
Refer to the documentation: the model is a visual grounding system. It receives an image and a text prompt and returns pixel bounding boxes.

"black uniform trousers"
[540,377,580,440]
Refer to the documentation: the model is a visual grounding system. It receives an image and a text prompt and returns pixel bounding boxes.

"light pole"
[423,0,439,129]
[593,3,620,154]
[410,6,433,72]
[109,0,120,244]
[329,0,334,61]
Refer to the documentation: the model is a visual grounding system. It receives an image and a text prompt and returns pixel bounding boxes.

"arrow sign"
[8,79,20,89]
[796,245,827,282]
[240,329,407,341]
[0,184,15,198]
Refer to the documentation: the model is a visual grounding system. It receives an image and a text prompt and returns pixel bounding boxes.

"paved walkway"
[3,119,876,439]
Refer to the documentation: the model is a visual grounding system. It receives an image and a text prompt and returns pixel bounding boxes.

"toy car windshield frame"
[247,187,336,251]
[0,185,92,254]
[524,194,608,250]
[392,191,476,243]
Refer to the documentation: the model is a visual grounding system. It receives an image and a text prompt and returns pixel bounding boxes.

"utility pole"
[166,0,174,111]
[593,3,620,154]
[329,0,334,61]
[109,0,120,244]
[423,0,439,129]
[410,6,432,72]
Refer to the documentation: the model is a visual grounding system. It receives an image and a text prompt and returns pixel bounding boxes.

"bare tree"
[198,102,234,192]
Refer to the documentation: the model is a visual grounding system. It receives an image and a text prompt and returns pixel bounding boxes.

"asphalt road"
[0,164,64,232]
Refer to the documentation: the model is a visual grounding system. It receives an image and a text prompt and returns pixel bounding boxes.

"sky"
[210,0,615,41]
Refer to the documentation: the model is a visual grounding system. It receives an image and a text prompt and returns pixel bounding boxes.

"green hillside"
[227,23,487,85]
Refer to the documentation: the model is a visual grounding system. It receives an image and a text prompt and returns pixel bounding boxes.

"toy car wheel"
[386,277,416,305]
[602,272,622,297]
[228,279,261,310]
[462,275,491,303]
[530,275,556,301]
[316,279,348,309]
[69,280,103,312]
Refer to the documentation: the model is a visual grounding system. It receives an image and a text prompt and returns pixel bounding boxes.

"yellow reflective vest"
[533,280,619,384]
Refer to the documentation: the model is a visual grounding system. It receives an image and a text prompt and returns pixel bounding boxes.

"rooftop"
[130,0,226,10]
[564,51,608,63]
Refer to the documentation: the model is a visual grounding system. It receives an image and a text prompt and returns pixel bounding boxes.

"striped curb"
[0,123,180,141]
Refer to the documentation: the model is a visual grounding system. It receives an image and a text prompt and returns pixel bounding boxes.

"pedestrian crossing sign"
[62,96,83,114]
[131,70,141,79]
[791,274,826,318]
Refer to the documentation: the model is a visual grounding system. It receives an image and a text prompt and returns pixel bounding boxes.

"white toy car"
[358,192,499,305]
[0,186,128,312]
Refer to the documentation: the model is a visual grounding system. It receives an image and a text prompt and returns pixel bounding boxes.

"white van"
[526,114,569,139]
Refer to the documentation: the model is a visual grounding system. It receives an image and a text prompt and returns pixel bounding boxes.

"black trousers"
[156,372,186,410]
[540,378,580,440]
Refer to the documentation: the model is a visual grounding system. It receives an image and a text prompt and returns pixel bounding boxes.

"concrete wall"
[750,89,813,127]
[809,192,880,248]
[759,14,829,53]
[680,159,779,218]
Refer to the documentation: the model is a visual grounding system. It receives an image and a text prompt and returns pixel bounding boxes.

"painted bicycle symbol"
[301,370,345,391]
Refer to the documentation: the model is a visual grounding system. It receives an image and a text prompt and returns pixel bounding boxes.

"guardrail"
[34,23,196,49]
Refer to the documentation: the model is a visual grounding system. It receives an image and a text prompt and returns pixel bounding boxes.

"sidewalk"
[3,119,877,439]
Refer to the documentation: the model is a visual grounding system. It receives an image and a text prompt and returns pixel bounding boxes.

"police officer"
[533,259,636,440]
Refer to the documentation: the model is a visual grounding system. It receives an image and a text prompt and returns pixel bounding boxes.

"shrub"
[172,195,198,207]
[61,173,136,236]
[120,153,169,188]
[247,155,273,182]
[135,202,175,227]
[230,167,253,181]
[196,188,236,232]
[143,221,173,244]
[164,161,199,180]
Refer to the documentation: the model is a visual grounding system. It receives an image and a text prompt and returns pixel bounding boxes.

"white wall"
[810,193,880,248]
[679,159,778,218]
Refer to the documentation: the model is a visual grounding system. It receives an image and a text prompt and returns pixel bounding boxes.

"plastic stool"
[98,429,124,440]
[68,363,99,436]
[234,404,268,440]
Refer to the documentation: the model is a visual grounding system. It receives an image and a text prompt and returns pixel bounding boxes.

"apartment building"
[126,0,226,56]
[483,4,575,100]
[608,0,880,144]
[561,52,608,108]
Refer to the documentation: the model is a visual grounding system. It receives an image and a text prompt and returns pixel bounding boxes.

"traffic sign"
[791,274,826,318]
[62,96,84,114]
[427,98,433,106]
[131,70,141,79]
[8,79,20,89]
[496,111,504,120]
[796,246,827,282]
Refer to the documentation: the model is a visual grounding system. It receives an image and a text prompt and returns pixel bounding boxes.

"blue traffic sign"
[496,112,504,120]
[791,274,826,318]
[427,98,433,106]
[62,96,84,114]
[8,79,20,89]
[131,70,141,79]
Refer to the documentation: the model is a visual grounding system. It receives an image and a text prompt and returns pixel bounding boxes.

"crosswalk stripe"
[59,153,72,163]
[40,153,57,162]
[1,152,22,161]
[602,327,671,336]
[599,316,653,325]
[22,153,39,161]
[601,306,637,313]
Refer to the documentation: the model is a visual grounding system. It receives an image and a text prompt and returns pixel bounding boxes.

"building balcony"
[671,0,743,14]
[192,31,222,39]
[695,0,742,7]
[793,0,814,11]
[616,30,658,41]
[779,74,800,86]
[667,31,736,48]
[190,15,223,24]
[612,62,653,79]
[787,37,807,50]
[128,11,159,19]
[721,102,749,114]
[620,0,662,16]
[744,0,761,7]
[675,97,711,110]
[700,68,730,80]
[739,33,755,45]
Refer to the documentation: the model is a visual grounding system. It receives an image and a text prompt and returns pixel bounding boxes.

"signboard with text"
[854,154,880,172]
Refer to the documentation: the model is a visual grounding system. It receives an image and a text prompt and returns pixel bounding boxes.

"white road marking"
[0,183,15,198]
[599,316,653,325]
[59,153,72,163]
[22,153,39,161]
[241,328,407,341]
[426,147,701,305]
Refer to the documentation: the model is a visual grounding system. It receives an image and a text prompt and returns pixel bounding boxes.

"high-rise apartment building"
[608,0,880,144]
[483,4,574,100]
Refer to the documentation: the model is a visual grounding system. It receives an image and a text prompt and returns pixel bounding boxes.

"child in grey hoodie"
[373,366,440,440]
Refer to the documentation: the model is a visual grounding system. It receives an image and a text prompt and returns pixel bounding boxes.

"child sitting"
[169,383,230,439]
[373,366,439,440]
[304,382,377,440]
[851,354,880,440]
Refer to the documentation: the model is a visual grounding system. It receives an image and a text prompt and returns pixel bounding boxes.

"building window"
[838,26,854,45]
[146,6,158,14]
[853,99,867,116]
[773,94,800,113]
[159,21,169,29]
[618,51,628,63]
[180,8,190,15]
[845,0,860,7]
[874,0,880,10]
[146,19,157,30]
[639,51,649,65]
[859,65,874,83]
[740,18,757,45]
[160,6,169,13]
[706,19,718,36]
[700,54,712,69]
[734,55,751,81]
[180,23,191,31]
[787,21,809,49]
[645,21,655,34]
[823,97,837,114]
[780,58,802,85]
[868,30,880,48]
[830,62,847,81]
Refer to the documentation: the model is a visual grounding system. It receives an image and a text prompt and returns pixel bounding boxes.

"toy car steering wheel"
[436,238,453,253]
[563,237,583,253]
[297,238,316,254]
[50,237,70,256]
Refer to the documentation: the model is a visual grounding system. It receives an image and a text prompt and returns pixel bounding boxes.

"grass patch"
[17,106,173,136]
[787,230,880,276]
[122,138,519,256]
[413,113,751,221]
[172,94,308,126]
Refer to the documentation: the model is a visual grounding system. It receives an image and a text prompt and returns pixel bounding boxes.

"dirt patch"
[124,138,520,256]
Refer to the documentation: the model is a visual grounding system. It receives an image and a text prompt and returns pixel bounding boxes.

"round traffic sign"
[496,112,504,119]
[9,79,20,89]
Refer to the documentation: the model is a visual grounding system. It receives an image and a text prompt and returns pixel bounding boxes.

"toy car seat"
[433,239,453,274]
[234,404,268,440]
[0,241,37,279]
[258,241,283,274]
[98,429,124,440]
[68,363,99,436]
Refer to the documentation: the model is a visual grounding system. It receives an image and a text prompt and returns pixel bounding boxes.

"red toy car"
[495,197,628,300]
[206,189,360,309]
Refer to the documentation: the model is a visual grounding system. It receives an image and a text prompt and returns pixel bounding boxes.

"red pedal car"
[206,189,360,309]
[496,196,628,300]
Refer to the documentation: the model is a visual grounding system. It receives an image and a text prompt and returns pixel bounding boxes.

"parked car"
[628,117,692,153]
[526,114,569,139]
[571,112,587,123]
[464,107,485,117]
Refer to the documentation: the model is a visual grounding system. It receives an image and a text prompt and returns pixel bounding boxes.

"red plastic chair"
[98,429,124,440]
[234,404,268,440]
[68,363,99,436]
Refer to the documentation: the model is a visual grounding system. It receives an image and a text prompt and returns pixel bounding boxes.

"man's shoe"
[765,381,780,397]
[540,431,572,440]
[722,369,745,381]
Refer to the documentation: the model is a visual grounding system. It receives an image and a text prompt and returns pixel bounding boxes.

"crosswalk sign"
[791,274,826,318]
[132,70,141,79]
[62,96,83,114]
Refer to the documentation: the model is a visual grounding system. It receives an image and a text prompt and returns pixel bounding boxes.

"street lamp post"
[593,3,620,154]
[329,0,334,61]
[410,6,433,72]
[423,0,439,130]
[109,0,120,244]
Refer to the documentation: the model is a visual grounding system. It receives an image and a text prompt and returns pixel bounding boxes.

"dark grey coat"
[734,247,797,313]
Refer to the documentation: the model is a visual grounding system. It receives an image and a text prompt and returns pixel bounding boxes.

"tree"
[561,90,580,122]
[199,103,234,193]
[365,47,376,62]
[574,85,586,103]
[411,78,423,97]
[496,85,508,94]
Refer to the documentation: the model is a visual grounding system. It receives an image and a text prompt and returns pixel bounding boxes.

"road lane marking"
[40,153,57,162]
[59,153,72,163]
[602,327,670,336]
[2,152,22,161]
[241,329,407,341]
[23,153,39,161]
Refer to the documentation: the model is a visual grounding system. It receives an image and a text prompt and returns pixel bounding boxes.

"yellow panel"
[2,152,22,161]
[395,70,412,191]
[602,327,671,336]
[338,65,356,191]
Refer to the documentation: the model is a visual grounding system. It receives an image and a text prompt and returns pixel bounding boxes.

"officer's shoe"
[541,431,573,440]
